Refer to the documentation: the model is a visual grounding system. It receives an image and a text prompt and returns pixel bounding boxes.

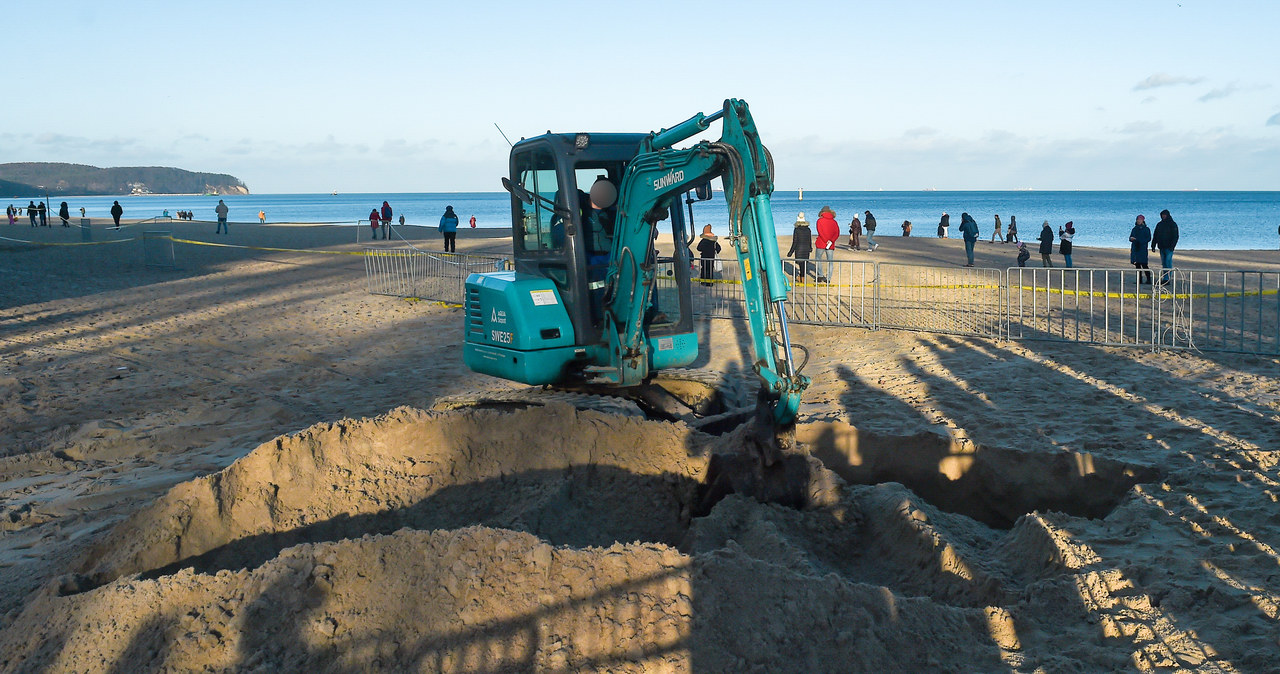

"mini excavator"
[462,99,811,475]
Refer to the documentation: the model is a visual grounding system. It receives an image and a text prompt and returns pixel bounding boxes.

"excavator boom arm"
[603,99,808,430]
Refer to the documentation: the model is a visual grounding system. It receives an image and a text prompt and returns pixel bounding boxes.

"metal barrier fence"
[876,263,1005,338]
[1008,267,1157,346]
[142,231,176,268]
[364,248,508,304]
[1009,267,1280,354]
[1165,270,1280,354]
[369,250,1280,355]
[690,257,875,327]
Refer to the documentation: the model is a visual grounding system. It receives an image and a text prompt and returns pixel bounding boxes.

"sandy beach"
[2,220,1279,671]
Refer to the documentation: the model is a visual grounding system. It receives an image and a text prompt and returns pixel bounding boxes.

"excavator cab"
[464,132,700,385]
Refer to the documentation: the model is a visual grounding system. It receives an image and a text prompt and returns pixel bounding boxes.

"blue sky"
[4,0,1278,192]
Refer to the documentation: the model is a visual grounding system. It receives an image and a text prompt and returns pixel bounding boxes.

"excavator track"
[431,389,645,418]
[433,369,752,426]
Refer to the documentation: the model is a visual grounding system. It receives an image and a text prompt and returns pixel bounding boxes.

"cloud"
[768,127,1280,190]
[1268,113,1280,127]
[903,127,937,138]
[1198,82,1239,102]
[1118,121,1164,135]
[32,133,140,152]
[1132,73,1205,91]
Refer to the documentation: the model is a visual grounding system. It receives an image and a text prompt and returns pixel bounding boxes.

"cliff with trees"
[0,163,249,196]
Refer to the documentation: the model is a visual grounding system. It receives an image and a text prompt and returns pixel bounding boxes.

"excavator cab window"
[513,149,566,252]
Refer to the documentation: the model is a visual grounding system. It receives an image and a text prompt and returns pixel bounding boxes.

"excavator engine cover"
[463,272,580,385]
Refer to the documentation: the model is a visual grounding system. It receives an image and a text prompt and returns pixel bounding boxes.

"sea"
[7,190,1279,250]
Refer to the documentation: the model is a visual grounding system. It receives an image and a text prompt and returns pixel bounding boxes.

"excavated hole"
[799,422,1165,529]
[65,406,1157,601]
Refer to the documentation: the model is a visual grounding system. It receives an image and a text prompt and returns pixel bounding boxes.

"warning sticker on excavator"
[530,289,558,306]
[658,337,674,351]
[742,258,752,281]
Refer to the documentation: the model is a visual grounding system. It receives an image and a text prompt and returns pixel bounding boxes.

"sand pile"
[3,401,1224,671]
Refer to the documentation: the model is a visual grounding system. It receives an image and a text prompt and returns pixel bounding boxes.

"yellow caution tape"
[167,237,373,256]
[0,235,137,246]
[1015,285,1279,300]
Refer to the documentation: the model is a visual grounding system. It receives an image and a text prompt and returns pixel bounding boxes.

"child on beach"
[991,214,1003,243]
[1016,242,1029,267]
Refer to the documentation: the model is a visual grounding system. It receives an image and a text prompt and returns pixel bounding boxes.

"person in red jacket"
[814,206,840,283]
[369,208,381,238]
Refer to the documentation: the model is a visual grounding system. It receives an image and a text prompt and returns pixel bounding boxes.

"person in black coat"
[1151,209,1179,284]
[1129,214,1152,283]
[1037,221,1054,267]
[58,202,70,227]
[785,213,813,281]
[695,225,722,286]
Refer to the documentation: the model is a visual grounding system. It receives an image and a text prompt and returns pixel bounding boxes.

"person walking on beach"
[696,224,721,286]
[958,212,979,267]
[258,210,265,223]
[1152,209,1179,284]
[1016,242,1030,267]
[399,214,406,230]
[1006,215,1019,243]
[469,215,477,229]
[6,204,15,225]
[58,201,70,227]
[368,208,381,238]
[1129,214,1152,283]
[864,210,878,251]
[439,205,459,252]
[814,206,839,283]
[381,201,393,240]
[79,206,86,218]
[37,201,47,227]
[901,220,912,237]
[1058,221,1075,267]
[937,212,949,238]
[991,214,1003,243]
[110,200,123,229]
[214,199,229,234]
[1037,221,1054,267]
[848,214,862,250]
[786,212,813,282]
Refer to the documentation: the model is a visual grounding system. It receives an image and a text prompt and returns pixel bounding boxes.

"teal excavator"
[461,99,810,470]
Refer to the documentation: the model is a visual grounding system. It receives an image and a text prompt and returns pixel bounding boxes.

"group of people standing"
[1016,220,1074,268]
[366,202,474,252]
[368,201,400,241]
[773,204,1183,281]
[6,201,81,227]
[1127,210,1180,284]
[783,206,883,282]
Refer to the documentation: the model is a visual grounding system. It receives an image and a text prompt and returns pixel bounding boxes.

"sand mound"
[0,405,1203,671]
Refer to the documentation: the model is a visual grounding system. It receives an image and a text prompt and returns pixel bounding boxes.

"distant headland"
[0,162,249,196]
